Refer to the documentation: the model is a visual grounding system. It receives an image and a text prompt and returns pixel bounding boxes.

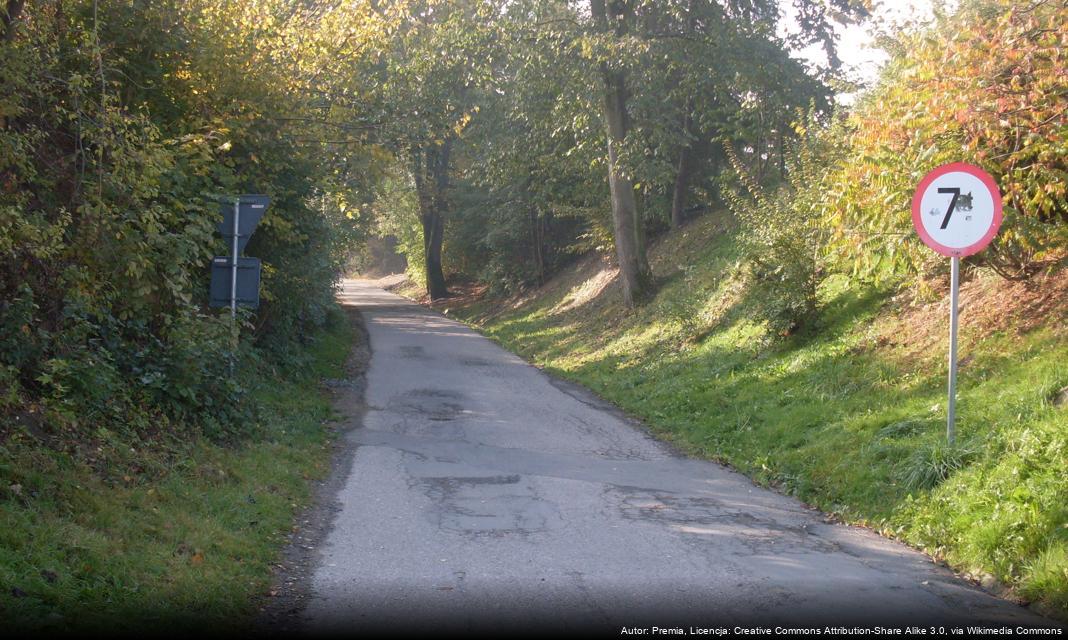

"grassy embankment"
[0,308,355,632]
[409,213,1068,618]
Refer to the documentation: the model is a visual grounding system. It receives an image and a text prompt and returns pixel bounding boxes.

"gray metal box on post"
[209,194,270,311]
[209,257,262,308]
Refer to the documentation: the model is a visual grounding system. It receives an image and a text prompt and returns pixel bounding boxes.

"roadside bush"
[722,113,837,336]
[822,0,1067,279]
[0,1,364,444]
[897,438,980,491]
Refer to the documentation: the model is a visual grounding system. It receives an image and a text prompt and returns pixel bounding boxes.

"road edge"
[255,305,371,634]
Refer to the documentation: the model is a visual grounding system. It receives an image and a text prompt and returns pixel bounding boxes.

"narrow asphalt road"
[303,279,1052,633]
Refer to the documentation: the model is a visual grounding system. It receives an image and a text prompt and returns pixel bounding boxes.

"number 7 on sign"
[938,187,960,230]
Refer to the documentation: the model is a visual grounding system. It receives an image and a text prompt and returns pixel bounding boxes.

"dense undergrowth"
[437,213,1068,618]
[1,0,369,448]
[0,306,353,632]
[1,6,367,625]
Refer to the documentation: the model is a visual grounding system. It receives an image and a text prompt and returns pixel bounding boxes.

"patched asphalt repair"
[297,279,1056,634]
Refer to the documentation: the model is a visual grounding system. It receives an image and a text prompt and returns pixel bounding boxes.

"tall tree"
[326,0,499,300]
[582,0,860,305]
[590,0,652,306]
[410,139,452,298]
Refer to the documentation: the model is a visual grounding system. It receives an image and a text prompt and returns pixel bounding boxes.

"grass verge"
[430,214,1068,619]
[0,306,354,633]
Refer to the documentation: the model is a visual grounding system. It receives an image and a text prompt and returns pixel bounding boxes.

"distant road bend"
[303,279,1054,633]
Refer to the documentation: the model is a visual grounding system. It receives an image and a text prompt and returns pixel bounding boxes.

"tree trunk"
[671,143,694,229]
[602,68,650,307]
[2,0,26,43]
[634,182,648,270]
[422,210,447,300]
[592,0,652,308]
[411,145,450,300]
[778,125,786,179]
[671,106,696,229]
[529,204,546,285]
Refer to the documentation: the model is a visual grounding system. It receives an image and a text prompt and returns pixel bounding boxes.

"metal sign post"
[209,194,270,374]
[211,194,269,310]
[231,199,240,320]
[911,162,1002,445]
[947,255,960,444]
[229,198,240,375]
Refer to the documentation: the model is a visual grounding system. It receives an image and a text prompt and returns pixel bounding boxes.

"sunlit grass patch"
[450,216,1068,618]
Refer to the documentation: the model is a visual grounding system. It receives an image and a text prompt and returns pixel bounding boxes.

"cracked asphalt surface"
[302,279,1053,633]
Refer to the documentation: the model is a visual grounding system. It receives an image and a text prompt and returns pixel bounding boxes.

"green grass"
[448,214,1068,618]
[0,307,354,633]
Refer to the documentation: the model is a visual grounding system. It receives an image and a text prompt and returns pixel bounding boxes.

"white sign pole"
[947,256,960,445]
[229,199,240,377]
[230,199,240,320]
[912,162,1002,445]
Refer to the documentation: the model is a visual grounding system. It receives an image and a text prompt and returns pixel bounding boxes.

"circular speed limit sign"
[912,162,1002,257]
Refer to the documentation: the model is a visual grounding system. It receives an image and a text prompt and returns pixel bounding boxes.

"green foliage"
[372,165,426,289]
[716,0,1067,334]
[0,309,352,632]
[722,112,838,336]
[896,438,980,491]
[356,0,841,297]
[448,212,1068,616]
[821,0,1068,279]
[877,417,935,439]
[619,1,833,226]
[0,285,38,377]
[1023,543,1068,613]
[0,0,369,441]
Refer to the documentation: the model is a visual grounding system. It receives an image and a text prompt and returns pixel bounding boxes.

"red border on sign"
[911,162,1003,258]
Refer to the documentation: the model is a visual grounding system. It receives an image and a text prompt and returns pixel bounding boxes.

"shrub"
[0,0,363,444]
[722,111,837,336]
[897,438,980,491]
[822,0,1068,279]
